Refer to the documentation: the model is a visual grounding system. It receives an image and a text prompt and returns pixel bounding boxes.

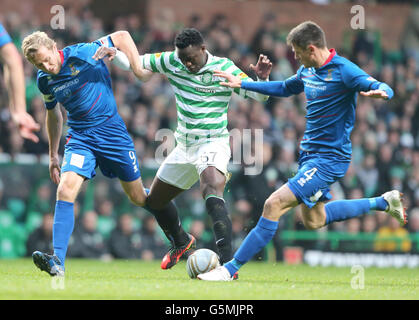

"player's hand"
[49,155,61,185]
[213,70,242,88]
[92,46,117,61]
[11,111,40,143]
[359,89,389,100]
[250,54,272,80]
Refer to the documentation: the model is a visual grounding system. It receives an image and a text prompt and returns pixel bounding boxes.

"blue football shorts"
[61,114,141,182]
[287,151,350,208]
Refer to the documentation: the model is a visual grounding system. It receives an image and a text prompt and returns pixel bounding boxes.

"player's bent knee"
[56,186,67,201]
[127,192,146,207]
[129,197,146,207]
[57,176,79,202]
[263,196,283,220]
[303,219,324,230]
[56,172,85,202]
[56,181,77,202]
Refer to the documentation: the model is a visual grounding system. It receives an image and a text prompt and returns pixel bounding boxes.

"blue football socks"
[325,196,388,225]
[53,200,75,265]
[224,216,278,277]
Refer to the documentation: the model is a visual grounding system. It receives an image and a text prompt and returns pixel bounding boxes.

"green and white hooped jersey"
[142,51,268,146]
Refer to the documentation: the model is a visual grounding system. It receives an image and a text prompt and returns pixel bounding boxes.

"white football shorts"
[156,140,231,190]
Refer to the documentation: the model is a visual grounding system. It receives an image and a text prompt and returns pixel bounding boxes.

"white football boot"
[197,266,234,281]
[381,190,407,226]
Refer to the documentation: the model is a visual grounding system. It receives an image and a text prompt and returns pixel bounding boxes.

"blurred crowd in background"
[0,3,418,260]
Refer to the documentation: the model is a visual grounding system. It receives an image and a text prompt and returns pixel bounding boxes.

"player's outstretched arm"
[340,61,394,100]
[46,107,63,185]
[0,42,40,142]
[213,55,271,102]
[214,54,272,89]
[215,70,304,98]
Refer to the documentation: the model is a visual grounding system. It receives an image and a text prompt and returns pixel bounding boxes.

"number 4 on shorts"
[297,167,318,187]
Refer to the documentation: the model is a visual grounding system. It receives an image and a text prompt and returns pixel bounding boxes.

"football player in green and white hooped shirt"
[93,28,272,272]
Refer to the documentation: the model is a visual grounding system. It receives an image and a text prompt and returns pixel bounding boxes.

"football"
[186,248,220,279]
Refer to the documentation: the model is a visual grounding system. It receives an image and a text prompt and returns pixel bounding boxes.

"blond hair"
[21,31,56,62]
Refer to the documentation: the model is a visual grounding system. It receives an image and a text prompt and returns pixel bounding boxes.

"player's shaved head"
[286,21,327,50]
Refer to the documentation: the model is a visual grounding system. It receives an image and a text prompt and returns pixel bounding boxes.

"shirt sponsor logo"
[52,78,79,94]
[196,87,217,93]
[305,82,327,99]
[305,82,327,91]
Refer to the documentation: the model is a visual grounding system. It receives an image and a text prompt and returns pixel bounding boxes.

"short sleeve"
[95,35,115,48]
[142,52,164,73]
[65,42,104,66]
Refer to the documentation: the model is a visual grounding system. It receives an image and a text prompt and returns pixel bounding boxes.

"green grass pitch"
[0,259,417,300]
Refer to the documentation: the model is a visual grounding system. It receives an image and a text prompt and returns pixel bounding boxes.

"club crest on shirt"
[69,63,80,76]
[325,69,333,81]
[201,71,213,84]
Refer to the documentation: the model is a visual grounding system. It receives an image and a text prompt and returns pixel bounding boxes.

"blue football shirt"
[37,36,117,130]
[240,49,393,158]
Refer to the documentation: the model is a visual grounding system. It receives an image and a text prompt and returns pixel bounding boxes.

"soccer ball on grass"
[186,248,220,279]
